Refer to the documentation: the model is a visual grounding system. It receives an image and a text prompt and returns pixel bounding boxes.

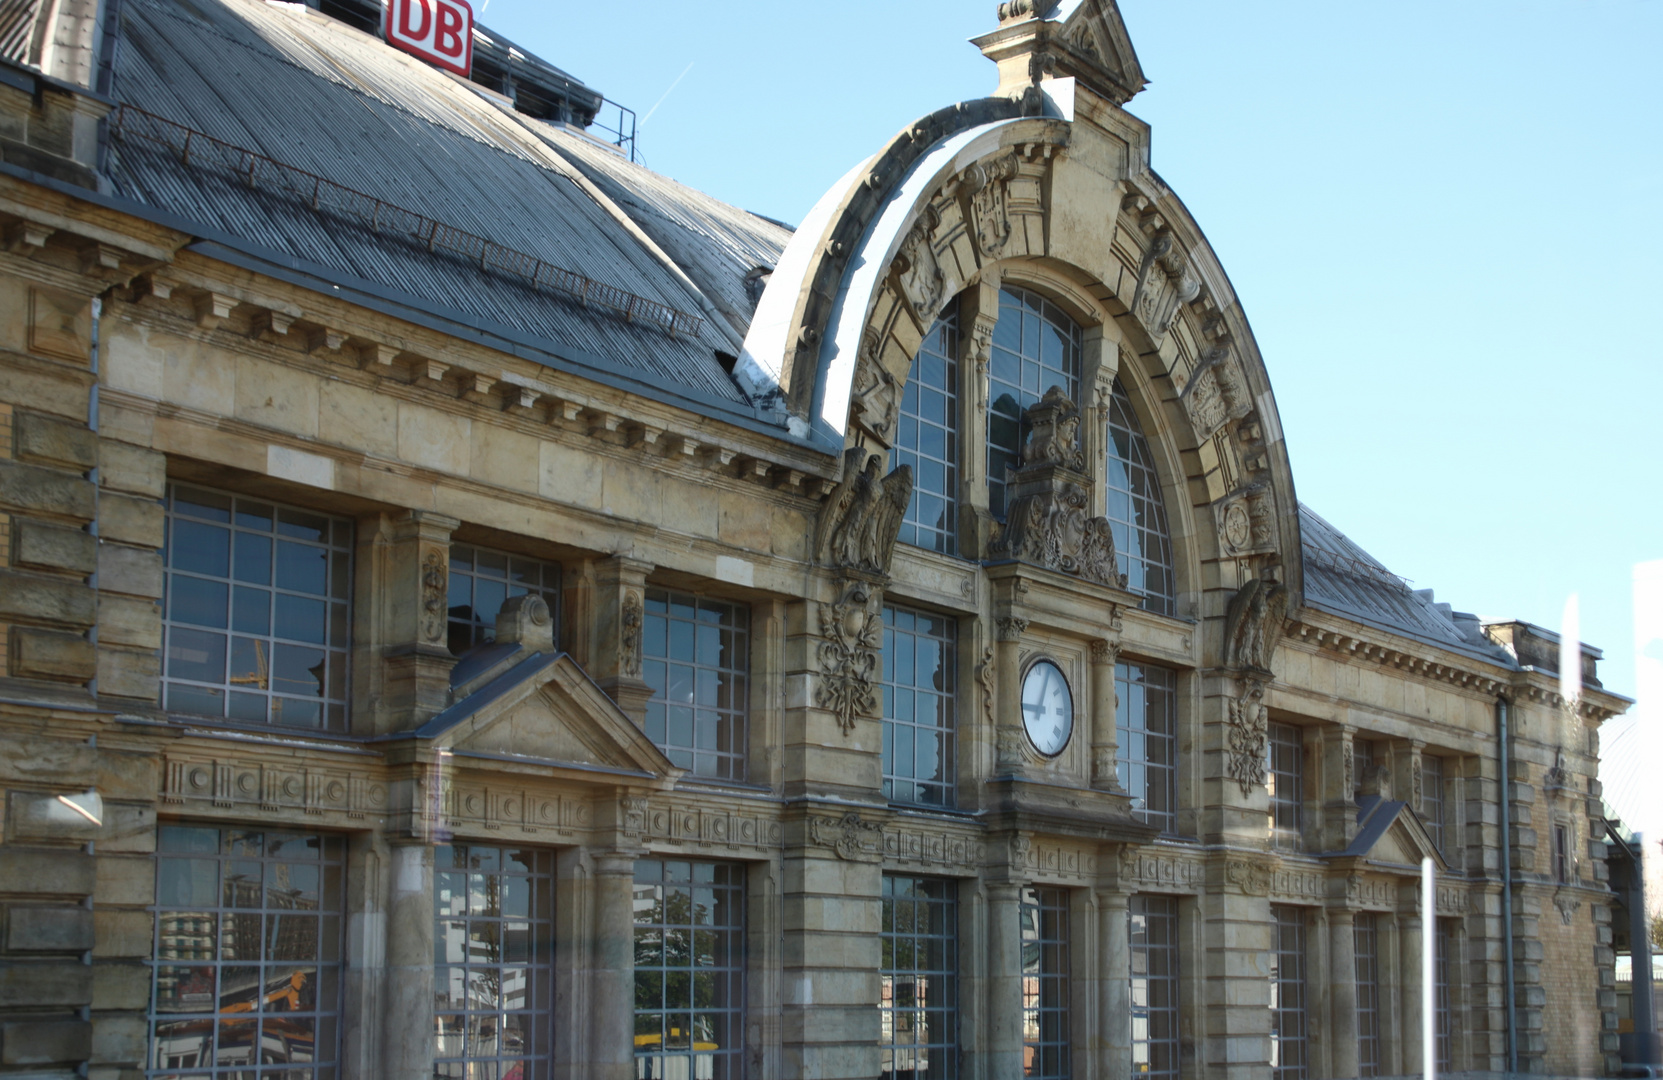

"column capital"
[390,508,462,542]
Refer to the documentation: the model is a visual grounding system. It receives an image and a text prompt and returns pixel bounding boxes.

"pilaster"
[592,555,654,723]
[383,841,435,1080]
[377,510,461,730]
[958,273,1001,559]
[1097,888,1132,1080]
[1090,638,1121,791]
[584,852,638,1080]
[985,880,1025,1079]
[1327,906,1360,1080]
[1400,909,1425,1077]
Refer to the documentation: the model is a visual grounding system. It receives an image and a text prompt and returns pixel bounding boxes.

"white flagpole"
[1424,855,1436,1080]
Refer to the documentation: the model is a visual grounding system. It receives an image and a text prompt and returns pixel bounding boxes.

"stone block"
[7,905,95,951]
[13,517,96,573]
[93,751,158,804]
[91,909,151,958]
[0,961,91,1006]
[96,647,159,702]
[97,803,156,854]
[0,848,94,895]
[0,570,95,625]
[95,593,161,650]
[12,626,96,681]
[0,360,90,419]
[0,1017,91,1065]
[98,440,165,498]
[91,962,149,1011]
[235,354,319,437]
[0,732,94,786]
[0,458,94,518]
[90,1013,146,1065]
[96,493,163,548]
[7,788,101,840]
[15,411,96,470]
[94,855,155,907]
[96,544,162,599]
[320,379,397,459]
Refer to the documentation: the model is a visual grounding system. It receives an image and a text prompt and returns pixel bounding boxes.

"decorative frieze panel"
[882,825,987,870]
[1119,848,1205,893]
[1213,482,1278,560]
[1347,874,1398,909]
[623,797,783,852]
[1224,859,1271,896]
[809,812,883,862]
[162,754,387,819]
[1269,866,1327,903]
[1011,836,1096,883]
[435,781,588,837]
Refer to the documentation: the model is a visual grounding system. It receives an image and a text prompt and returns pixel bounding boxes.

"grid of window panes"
[892,310,960,555]
[162,485,351,731]
[642,591,749,780]
[1268,722,1303,851]
[1421,755,1446,853]
[447,544,561,655]
[633,859,745,1080]
[1106,379,1177,615]
[1353,739,1379,800]
[881,875,959,1079]
[1020,886,1071,1080]
[148,825,343,1079]
[987,286,1081,520]
[433,844,556,1079]
[1355,913,1381,1077]
[882,605,957,807]
[1116,661,1178,834]
[1130,895,1179,1080]
[1436,919,1455,1073]
[1270,905,1309,1080]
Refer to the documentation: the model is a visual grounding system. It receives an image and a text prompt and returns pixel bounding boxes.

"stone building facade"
[0,0,1631,1078]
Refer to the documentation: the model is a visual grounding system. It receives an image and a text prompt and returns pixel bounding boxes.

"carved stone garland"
[420,547,447,644]
[1226,678,1268,797]
[620,590,644,678]
[1221,576,1289,796]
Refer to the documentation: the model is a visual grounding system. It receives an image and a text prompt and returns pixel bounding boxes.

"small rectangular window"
[1267,722,1303,851]
[433,843,556,1078]
[1270,905,1309,1080]
[1421,755,1446,853]
[882,604,957,807]
[892,310,961,556]
[881,875,959,1079]
[1020,886,1070,1080]
[641,590,749,780]
[150,825,344,1078]
[1554,823,1572,883]
[1355,913,1381,1077]
[162,484,352,730]
[632,859,745,1079]
[447,544,561,655]
[1130,895,1179,1080]
[1116,661,1178,834]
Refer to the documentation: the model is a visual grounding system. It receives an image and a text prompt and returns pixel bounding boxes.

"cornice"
[1283,609,1508,697]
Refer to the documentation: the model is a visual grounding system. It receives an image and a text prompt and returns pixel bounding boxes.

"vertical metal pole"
[1499,696,1518,1073]
[1424,856,1436,1080]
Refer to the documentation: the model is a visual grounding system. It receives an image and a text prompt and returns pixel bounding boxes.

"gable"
[1343,796,1448,873]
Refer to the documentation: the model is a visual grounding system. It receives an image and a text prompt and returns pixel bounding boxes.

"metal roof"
[104,0,786,416]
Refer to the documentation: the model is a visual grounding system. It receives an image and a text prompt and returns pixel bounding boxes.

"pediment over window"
[1325,795,1448,873]
[413,651,680,784]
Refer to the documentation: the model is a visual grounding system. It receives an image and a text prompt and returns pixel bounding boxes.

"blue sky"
[477,1,1663,829]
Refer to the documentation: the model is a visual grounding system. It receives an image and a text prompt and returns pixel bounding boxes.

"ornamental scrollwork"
[620,590,644,678]
[1223,577,1288,676]
[1226,679,1269,796]
[810,812,883,862]
[420,547,447,644]
[977,646,996,724]
[815,582,884,735]
[1225,859,1270,896]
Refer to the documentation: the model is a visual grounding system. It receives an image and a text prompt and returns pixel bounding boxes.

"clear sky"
[477,1,1663,832]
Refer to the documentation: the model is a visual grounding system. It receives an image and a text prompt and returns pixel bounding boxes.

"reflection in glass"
[634,859,744,1080]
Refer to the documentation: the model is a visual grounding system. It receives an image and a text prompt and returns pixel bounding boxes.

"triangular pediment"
[1337,796,1448,873]
[1053,0,1147,104]
[416,653,679,783]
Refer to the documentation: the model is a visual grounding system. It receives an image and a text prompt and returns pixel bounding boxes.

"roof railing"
[108,104,700,338]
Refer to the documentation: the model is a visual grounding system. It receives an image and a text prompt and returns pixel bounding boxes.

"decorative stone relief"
[882,826,987,868]
[1212,482,1278,559]
[1227,679,1269,796]
[849,329,901,447]
[1411,755,1424,811]
[815,581,884,734]
[420,547,447,644]
[1179,345,1252,443]
[1269,868,1327,903]
[810,812,883,861]
[896,206,944,322]
[439,782,589,836]
[1343,740,1355,795]
[965,152,1020,257]
[1225,859,1271,896]
[1129,227,1200,341]
[620,590,644,678]
[1019,385,1087,470]
[163,754,387,821]
[814,447,914,577]
[996,616,1029,642]
[622,798,783,850]
[977,646,996,723]
[1223,577,1288,675]
[1120,850,1206,893]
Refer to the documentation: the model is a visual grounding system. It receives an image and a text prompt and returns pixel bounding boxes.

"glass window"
[1422,755,1446,853]
[1436,918,1455,1073]
[1268,722,1303,851]
[987,286,1081,521]
[1554,824,1572,883]
[881,875,959,1079]
[1130,895,1179,1080]
[1116,661,1178,834]
[1355,913,1381,1077]
[162,484,352,731]
[149,825,344,1078]
[632,859,745,1080]
[1270,905,1309,1080]
[1020,886,1070,1080]
[642,590,749,780]
[433,843,556,1079]
[1105,379,1177,615]
[447,544,561,655]
[882,604,957,807]
[892,309,960,556]
[1353,739,1380,801]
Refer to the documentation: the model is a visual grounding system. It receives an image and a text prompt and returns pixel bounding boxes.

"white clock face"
[1021,659,1074,757]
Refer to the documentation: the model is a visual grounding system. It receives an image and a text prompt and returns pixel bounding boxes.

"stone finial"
[494,594,555,653]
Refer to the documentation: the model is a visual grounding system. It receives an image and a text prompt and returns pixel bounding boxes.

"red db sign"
[384,0,473,77]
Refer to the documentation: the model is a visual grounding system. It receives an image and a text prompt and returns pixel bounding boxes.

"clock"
[1020,659,1074,757]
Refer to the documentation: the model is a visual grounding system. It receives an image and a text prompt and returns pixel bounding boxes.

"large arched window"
[1106,378,1177,615]
[987,286,1081,520]
[891,309,960,555]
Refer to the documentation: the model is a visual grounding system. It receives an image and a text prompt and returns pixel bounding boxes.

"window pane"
[987,287,1081,521]
[1106,379,1177,615]
[1117,662,1178,834]
[1020,886,1069,1080]
[890,309,961,555]
[643,590,748,781]
[447,545,562,655]
[882,876,958,1079]
[634,859,744,1080]
[1130,896,1179,1080]
[1271,906,1309,1080]
[1268,722,1303,851]
[882,604,957,808]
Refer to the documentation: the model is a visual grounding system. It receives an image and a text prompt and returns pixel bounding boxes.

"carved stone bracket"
[1223,577,1288,676]
[1227,678,1269,797]
[1130,227,1200,342]
[810,812,883,862]
[1179,345,1252,443]
[814,447,914,577]
[1554,891,1583,925]
[815,580,884,735]
[1213,482,1278,560]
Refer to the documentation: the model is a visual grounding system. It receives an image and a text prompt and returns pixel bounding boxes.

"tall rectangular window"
[1270,905,1309,1080]
[1354,913,1381,1077]
[1421,755,1445,853]
[1117,661,1178,834]
[1436,918,1455,1073]
[892,310,960,555]
[633,859,745,1080]
[882,604,957,807]
[433,843,556,1078]
[1267,722,1303,851]
[150,825,344,1078]
[447,544,561,655]
[1020,886,1070,1080]
[1130,895,1179,1080]
[986,286,1081,520]
[162,484,352,730]
[1554,823,1572,883]
[642,590,749,780]
[1353,739,1379,800]
[881,875,959,1079]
